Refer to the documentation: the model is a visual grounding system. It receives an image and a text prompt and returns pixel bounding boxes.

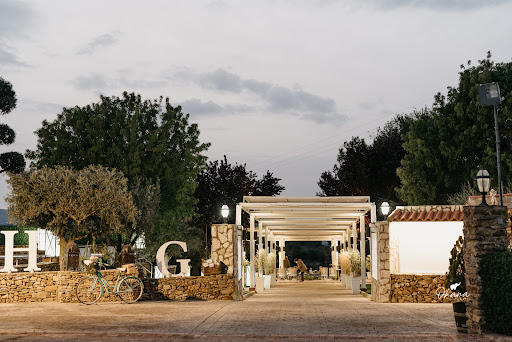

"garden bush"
[480,249,512,335]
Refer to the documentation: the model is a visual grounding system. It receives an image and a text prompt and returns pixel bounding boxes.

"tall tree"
[194,156,285,245]
[26,92,210,249]
[6,166,137,270]
[317,115,411,207]
[0,77,25,173]
[397,52,512,204]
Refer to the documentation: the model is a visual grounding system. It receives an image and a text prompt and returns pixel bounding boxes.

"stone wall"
[0,271,234,303]
[463,206,509,335]
[371,221,390,303]
[390,274,449,303]
[144,274,233,301]
[211,224,234,273]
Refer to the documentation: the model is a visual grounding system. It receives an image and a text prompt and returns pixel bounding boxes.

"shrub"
[256,249,267,275]
[265,252,276,275]
[480,249,512,336]
[445,236,465,293]
[349,250,361,277]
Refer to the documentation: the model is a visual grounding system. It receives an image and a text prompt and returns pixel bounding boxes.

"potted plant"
[445,236,467,333]
[266,252,277,286]
[339,252,350,287]
[255,249,266,293]
[349,250,361,294]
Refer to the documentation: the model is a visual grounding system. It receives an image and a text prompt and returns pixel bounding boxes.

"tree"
[317,115,412,208]
[194,156,285,252]
[397,53,512,204]
[0,77,25,173]
[6,165,137,270]
[26,92,210,249]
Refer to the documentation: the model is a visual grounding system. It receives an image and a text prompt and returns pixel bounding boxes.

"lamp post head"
[478,82,502,107]
[221,205,229,223]
[476,169,491,206]
[381,202,390,216]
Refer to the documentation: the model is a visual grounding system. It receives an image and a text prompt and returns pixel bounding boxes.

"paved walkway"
[0,280,510,341]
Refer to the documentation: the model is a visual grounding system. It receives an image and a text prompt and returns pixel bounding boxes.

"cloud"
[0,0,35,38]
[180,98,224,115]
[0,46,26,66]
[77,32,121,55]
[72,74,108,91]
[175,68,343,124]
[358,0,510,11]
[72,73,165,91]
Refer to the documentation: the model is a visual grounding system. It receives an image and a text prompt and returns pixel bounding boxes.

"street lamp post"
[476,169,492,206]
[381,202,390,216]
[479,82,504,206]
[221,205,229,223]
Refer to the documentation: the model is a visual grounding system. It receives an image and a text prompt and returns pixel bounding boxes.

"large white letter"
[155,241,189,277]
[0,230,41,273]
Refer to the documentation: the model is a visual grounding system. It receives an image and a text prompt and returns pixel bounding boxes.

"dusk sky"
[2,0,512,208]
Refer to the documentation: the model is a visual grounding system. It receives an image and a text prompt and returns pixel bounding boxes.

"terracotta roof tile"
[388,205,464,222]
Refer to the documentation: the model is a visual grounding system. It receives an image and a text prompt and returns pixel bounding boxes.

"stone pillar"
[360,215,366,290]
[371,221,390,303]
[463,206,509,335]
[250,215,255,288]
[211,224,234,274]
[233,225,243,301]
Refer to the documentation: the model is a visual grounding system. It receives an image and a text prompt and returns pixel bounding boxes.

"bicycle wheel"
[117,276,144,304]
[76,276,103,304]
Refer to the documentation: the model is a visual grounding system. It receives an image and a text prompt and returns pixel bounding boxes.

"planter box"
[264,275,271,289]
[255,276,265,293]
[270,273,276,286]
[351,277,361,294]
[345,275,352,289]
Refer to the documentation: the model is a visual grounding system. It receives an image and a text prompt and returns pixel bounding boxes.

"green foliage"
[0,227,37,245]
[398,53,512,204]
[445,236,465,293]
[0,77,25,174]
[318,115,412,211]
[480,249,512,335]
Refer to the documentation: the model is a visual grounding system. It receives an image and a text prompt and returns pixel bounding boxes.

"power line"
[249,97,434,174]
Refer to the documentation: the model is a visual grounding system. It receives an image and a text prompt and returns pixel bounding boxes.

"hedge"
[480,249,512,335]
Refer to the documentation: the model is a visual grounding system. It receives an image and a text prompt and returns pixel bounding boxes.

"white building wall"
[389,221,463,274]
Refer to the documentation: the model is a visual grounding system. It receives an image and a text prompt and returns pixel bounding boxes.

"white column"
[352,222,357,251]
[360,215,366,290]
[250,214,255,288]
[265,224,269,253]
[235,205,242,226]
[371,203,377,223]
[279,238,284,268]
[331,238,336,268]
[258,221,263,250]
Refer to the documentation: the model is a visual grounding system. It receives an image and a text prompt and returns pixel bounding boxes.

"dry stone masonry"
[211,224,234,273]
[0,271,234,303]
[463,205,509,335]
[390,274,449,303]
[371,221,391,303]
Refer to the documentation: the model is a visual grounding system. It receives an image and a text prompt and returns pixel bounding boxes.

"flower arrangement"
[83,254,105,274]
[202,258,220,268]
[349,250,361,277]
[445,236,466,296]
[339,252,350,274]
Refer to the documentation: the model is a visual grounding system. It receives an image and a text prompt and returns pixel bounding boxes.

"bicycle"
[76,257,144,305]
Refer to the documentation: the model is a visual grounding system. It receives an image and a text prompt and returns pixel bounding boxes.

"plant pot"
[340,273,346,284]
[264,275,272,289]
[452,302,468,333]
[366,271,371,280]
[270,273,276,286]
[351,276,361,294]
[345,275,352,289]
[255,276,265,293]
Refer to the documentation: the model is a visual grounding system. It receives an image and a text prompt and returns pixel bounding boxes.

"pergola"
[235,196,376,288]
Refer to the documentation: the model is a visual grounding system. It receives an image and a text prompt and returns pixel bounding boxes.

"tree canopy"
[6,165,137,270]
[317,115,412,208]
[194,155,285,230]
[26,92,210,249]
[397,53,512,204]
[0,77,25,173]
